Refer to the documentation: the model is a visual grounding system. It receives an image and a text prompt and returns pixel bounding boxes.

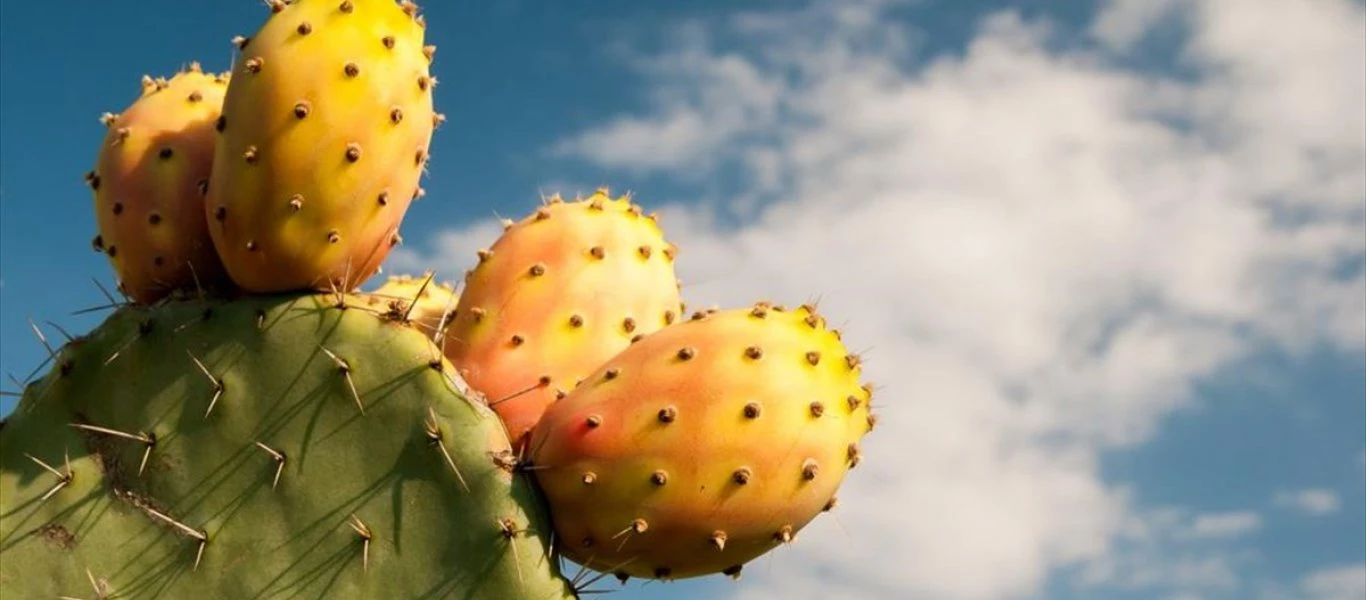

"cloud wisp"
[1274,489,1343,517]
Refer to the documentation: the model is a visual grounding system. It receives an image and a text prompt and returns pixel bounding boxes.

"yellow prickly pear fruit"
[206,0,441,293]
[526,303,875,581]
[446,189,684,449]
[87,63,233,304]
[365,272,459,340]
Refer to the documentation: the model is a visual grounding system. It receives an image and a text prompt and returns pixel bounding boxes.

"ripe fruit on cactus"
[446,189,684,449]
[0,293,576,599]
[206,0,441,294]
[86,63,232,304]
[527,303,875,581]
[365,271,459,340]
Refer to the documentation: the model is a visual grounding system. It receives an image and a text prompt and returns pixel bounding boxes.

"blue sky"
[2,1,1363,599]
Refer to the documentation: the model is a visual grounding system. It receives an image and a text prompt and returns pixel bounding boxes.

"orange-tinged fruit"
[446,189,683,449]
[526,303,875,581]
[207,0,440,293]
[88,63,233,304]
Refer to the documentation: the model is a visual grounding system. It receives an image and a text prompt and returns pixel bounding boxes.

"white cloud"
[1274,489,1342,516]
[399,0,1366,598]
[383,220,507,287]
[1090,0,1188,50]
[1188,511,1264,539]
[1071,507,1263,598]
[1300,565,1366,600]
[548,21,784,175]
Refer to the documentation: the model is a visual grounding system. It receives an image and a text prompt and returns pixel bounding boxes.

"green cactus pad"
[0,293,577,600]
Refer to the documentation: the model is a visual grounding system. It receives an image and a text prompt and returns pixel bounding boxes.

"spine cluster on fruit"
[1,1,879,597]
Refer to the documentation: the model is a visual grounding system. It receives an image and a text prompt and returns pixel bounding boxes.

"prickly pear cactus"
[446,190,684,449]
[12,0,879,595]
[526,303,875,581]
[206,0,441,294]
[0,293,577,599]
[87,63,233,304]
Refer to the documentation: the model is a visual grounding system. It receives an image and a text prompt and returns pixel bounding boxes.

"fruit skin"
[88,63,233,304]
[0,293,577,600]
[206,0,440,294]
[526,303,874,581]
[365,271,459,341]
[446,189,684,450]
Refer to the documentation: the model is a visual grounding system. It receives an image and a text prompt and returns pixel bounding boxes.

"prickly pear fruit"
[206,0,440,294]
[526,303,875,581]
[87,63,232,304]
[0,293,577,599]
[365,271,459,341]
[446,189,684,449]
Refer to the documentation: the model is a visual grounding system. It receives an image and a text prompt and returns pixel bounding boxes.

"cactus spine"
[365,271,460,341]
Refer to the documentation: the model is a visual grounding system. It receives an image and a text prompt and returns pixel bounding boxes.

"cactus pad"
[0,293,577,599]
